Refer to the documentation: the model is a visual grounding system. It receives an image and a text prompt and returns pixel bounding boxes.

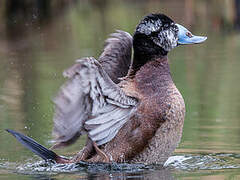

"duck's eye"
[186,32,193,38]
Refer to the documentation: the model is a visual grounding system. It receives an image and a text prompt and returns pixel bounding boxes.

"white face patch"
[135,14,179,52]
[151,28,178,51]
[136,19,162,35]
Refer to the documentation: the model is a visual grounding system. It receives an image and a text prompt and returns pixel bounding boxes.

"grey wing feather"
[53,62,92,143]
[99,30,133,84]
[53,57,138,147]
[86,107,132,145]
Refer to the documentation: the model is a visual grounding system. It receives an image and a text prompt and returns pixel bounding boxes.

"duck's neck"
[136,56,171,77]
[130,54,167,76]
[130,52,170,74]
[133,56,173,94]
[131,34,168,74]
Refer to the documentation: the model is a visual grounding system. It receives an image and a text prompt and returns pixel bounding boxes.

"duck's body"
[7,13,206,165]
[86,57,185,164]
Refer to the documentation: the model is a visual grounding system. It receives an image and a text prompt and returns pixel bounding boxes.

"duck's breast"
[131,85,185,164]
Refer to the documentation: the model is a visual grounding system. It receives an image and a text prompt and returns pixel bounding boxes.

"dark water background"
[1,0,240,179]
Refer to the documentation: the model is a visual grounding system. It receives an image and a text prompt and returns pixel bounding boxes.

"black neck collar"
[131,34,168,75]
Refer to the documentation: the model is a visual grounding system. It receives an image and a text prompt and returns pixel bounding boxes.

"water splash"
[165,153,240,171]
[1,159,156,175]
[1,153,240,175]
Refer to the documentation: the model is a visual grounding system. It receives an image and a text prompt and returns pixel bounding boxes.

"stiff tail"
[6,129,69,163]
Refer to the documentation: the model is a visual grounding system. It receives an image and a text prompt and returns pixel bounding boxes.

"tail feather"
[6,129,59,162]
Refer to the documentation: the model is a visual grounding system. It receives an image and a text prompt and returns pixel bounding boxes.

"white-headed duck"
[7,13,207,165]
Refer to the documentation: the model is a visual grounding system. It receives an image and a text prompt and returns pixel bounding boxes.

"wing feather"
[52,57,138,147]
[87,107,131,145]
[99,30,133,83]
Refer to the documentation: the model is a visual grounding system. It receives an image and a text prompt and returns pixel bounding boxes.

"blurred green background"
[1,0,240,179]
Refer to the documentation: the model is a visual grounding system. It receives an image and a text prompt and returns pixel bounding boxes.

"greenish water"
[1,1,240,179]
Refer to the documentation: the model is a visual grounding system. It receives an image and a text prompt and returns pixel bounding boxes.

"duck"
[6,13,207,165]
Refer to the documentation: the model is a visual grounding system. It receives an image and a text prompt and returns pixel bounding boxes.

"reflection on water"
[1,0,240,179]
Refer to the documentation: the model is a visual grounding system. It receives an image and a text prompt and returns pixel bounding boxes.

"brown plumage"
[7,13,206,165]
[51,14,188,164]
[85,57,185,164]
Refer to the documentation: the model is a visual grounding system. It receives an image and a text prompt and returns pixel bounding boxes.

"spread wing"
[99,30,133,84]
[53,57,138,147]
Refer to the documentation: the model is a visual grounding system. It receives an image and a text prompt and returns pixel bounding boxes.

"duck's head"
[132,13,207,67]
